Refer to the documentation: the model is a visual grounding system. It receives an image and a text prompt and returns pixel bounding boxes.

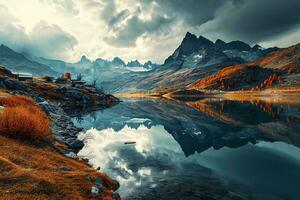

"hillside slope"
[110,32,278,92]
[0,45,57,76]
[190,43,300,91]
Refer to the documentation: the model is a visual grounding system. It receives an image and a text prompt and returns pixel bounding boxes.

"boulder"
[0,80,6,89]
[65,90,90,104]
[65,138,84,151]
[3,79,28,91]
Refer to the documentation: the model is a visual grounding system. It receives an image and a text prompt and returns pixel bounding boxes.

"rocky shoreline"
[39,100,85,152]
[0,66,122,199]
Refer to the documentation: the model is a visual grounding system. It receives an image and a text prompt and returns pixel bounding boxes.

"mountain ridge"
[0,44,58,76]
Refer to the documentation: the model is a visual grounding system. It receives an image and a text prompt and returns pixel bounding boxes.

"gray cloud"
[106,14,173,47]
[1,0,299,62]
[144,0,236,26]
[101,0,174,47]
[0,7,77,59]
[215,0,300,44]
[145,0,300,45]
[103,0,300,48]
[27,22,78,58]
[108,9,130,28]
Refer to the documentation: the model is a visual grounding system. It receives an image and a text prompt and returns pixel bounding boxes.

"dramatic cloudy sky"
[0,0,300,63]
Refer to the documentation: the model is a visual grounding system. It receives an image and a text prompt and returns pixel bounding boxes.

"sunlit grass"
[0,96,51,142]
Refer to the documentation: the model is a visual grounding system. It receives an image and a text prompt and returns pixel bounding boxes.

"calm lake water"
[73,98,300,200]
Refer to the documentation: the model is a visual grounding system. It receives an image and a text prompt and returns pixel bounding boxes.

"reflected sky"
[75,99,300,200]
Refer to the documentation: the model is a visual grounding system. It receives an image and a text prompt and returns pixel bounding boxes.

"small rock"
[112,192,121,200]
[66,138,84,150]
[65,152,77,159]
[3,79,28,91]
[56,167,72,172]
[91,186,100,197]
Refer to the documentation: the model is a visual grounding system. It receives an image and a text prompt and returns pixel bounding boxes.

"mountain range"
[0,44,157,87]
[107,32,283,92]
[0,44,57,76]
[0,32,299,93]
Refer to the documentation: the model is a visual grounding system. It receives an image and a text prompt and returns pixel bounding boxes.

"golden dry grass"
[0,95,37,107]
[0,96,51,143]
[0,94,119,199]
[0,106,51,142]
[0,135,117,200]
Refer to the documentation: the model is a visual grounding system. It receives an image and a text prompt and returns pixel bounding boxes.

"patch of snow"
[125,67,151,72]
[194,54,203,60]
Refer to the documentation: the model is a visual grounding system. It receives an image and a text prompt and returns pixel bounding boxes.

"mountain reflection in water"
[73,98,300,200]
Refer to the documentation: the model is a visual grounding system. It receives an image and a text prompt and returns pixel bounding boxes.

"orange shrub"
[0,95,36,107]
[0,96,52,142]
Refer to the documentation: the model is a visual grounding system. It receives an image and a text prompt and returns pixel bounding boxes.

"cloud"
[0,6,77,59]
[193,0,300,45]
[100,0,174,47]
[108,9,130,28]
[146,0,235,26]
[137,0,300,46]
[105,15,173,47]
[40,0,79,14]
[28,22,78,59]
[0,0,299,63]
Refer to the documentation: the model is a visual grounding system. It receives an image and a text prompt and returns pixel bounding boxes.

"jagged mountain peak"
[111,57,125,66]
[252,44,263,51]
[127,60,141,67]
[183,32,198,42]
[198,35,214,46]
[79,55,91,63]
[143,61,155,69]
[215,39,226,45]
[165,33,216,64]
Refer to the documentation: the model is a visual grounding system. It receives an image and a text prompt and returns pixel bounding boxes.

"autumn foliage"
[0,95,51,142]
[251,73,283,91]
[190,65,275,91]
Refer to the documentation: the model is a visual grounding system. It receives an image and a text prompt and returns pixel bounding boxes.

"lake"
[72,98,300,200]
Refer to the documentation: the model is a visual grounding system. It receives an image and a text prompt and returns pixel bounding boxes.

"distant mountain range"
[0,44,57,76]
[165,32,278,66]
[0,44,157,88]
[109,32,283,92]
[0,32,299,93]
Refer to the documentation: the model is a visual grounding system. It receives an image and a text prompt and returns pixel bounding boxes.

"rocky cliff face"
[165,32,278,67]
